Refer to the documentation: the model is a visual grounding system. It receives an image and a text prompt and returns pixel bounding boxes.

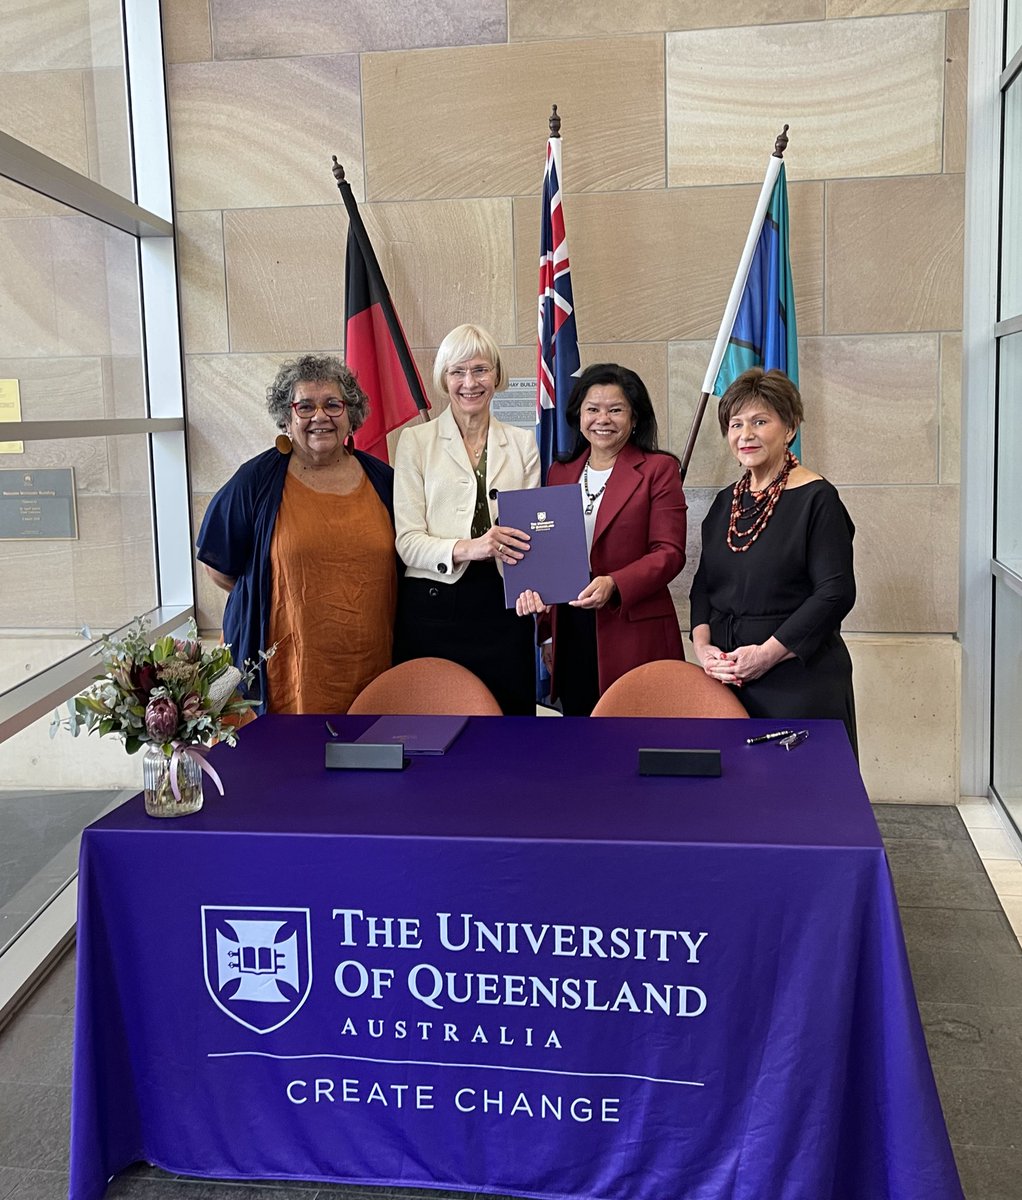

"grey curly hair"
[266,355,370,432]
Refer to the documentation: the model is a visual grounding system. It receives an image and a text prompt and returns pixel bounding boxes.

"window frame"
[0,0,193,1017]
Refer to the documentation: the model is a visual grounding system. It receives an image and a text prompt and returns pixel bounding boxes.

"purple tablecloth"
[69,716,963,1200]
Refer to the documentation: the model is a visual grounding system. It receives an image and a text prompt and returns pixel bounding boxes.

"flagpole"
[679,126,789,481]
[331,157,430,420]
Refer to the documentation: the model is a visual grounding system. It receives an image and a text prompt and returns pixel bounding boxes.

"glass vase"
[143,743,204,818]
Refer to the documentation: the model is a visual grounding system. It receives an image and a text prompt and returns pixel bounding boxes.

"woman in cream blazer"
[393,324,540,713]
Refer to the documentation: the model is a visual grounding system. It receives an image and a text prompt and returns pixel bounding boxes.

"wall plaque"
[0,468,79,540]
[490,378,537,429]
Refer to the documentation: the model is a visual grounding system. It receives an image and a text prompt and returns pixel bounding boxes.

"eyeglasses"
[290,398,347,419]
[446,366,494,382]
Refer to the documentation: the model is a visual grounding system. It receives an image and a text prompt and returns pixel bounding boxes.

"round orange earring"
[274,432,292,455]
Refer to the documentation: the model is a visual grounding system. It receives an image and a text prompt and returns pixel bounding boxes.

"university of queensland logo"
[201,906,312,1034]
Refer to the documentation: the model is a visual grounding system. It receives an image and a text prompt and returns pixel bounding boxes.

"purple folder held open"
[497,483,590,608]
[355,715,468,755]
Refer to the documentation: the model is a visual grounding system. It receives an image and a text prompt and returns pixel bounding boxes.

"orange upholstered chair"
[347,657,503,716]
[590,660,749,718]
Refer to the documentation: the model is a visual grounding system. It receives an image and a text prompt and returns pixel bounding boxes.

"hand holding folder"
[497,484,591,609]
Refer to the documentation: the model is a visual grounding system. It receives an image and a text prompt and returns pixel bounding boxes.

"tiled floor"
[957,797,1022,947]
[0,800,1020,1200]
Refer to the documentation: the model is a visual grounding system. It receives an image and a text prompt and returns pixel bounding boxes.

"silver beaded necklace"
[582,464,608,517]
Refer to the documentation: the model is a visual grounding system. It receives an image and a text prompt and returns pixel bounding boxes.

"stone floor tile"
[906,944,1022,1007]
[984,860,1022,898]
[956,797,1004,831]
[0,1168,22,1200]
[1001,897,1022,942]
[872,805,970,843]
[953,1144,1022,1200]
[0,1084,70,1170]
[0,1171,69,1200]
[23,954,76,1017]
[919,1002,1022,1074]
[898,906,1018,956]
[0,1014,73,1085]
[932,1063,1022,1149]
[967,826,1022,861]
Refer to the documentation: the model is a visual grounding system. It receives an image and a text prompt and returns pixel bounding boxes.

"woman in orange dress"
[196,355,397,714]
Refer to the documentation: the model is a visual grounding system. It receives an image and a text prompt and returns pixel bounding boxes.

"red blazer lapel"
[551,453,587,486]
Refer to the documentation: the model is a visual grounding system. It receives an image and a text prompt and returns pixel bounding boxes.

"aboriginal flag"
[337,175,429,461]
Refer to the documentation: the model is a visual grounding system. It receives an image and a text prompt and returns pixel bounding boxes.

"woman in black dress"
[689,368,858,755]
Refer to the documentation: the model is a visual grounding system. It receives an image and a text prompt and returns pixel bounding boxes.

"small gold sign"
[0,379,24,454]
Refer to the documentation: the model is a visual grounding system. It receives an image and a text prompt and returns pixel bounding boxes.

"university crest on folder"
[201,906,312,1033]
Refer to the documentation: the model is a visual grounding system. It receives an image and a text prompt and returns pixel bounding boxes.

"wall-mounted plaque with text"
[490,378,537,429]
[0,468,79,540]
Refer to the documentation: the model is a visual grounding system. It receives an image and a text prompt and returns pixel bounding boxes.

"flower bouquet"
[53,617,265,818]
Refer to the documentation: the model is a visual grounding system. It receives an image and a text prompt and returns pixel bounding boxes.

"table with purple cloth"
[69,715,963,1200]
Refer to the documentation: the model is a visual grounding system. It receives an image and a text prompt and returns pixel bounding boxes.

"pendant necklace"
[464,424,488,462]
[583,464,608,517]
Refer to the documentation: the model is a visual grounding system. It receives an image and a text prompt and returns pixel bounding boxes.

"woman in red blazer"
[516,364,687,714]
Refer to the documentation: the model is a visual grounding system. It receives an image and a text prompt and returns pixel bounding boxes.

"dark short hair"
[266,354,369,432]
[561,363,674,463]
[717,368,803,441]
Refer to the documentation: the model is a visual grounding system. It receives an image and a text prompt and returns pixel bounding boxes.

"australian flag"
[536,136,580,482]
[714,161,800,456]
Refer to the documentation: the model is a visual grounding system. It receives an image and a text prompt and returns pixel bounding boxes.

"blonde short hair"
[432,324,508,395]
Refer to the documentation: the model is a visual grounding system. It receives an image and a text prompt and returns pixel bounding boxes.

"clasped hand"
[700,643,771,686]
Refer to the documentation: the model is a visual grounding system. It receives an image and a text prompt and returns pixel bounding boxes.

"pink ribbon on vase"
[168,742,225,802]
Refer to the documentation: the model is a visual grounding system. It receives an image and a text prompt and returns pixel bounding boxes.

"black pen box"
[638,748,721,777]
[325,742,407,770]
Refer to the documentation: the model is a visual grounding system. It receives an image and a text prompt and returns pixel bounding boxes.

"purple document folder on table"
[355,714,467,754]
[498,483,590,608]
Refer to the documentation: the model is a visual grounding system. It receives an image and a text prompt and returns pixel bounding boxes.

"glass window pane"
[0,0,132,200]
[0,707,132,955]
[0,609,196,952]
[1001,79,1022,319]
[0,435,157,685]
[1009,5,1021,67]
[995,332,1022,569]
[992,576,1022,841]
[0,176,146,417]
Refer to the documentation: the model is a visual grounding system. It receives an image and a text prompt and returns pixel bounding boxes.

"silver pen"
[746,729,795,745]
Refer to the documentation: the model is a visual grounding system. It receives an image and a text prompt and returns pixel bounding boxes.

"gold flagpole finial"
[548,105,561,139]
[773,125,790,159]
[331,156,346,184]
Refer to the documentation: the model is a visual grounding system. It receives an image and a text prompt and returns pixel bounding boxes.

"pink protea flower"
[181,692,204,721]
[145,695,179,741]
[175,638,203,663]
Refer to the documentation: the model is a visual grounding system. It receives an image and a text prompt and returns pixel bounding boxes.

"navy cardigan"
[196,448,395,714]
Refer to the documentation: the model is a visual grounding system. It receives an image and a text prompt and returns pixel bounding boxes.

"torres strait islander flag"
[536,134,580,482]
[337,171,429,462]
[713,161,800,457]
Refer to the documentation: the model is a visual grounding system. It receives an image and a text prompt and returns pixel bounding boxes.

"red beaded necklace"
[727,450,799,553]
